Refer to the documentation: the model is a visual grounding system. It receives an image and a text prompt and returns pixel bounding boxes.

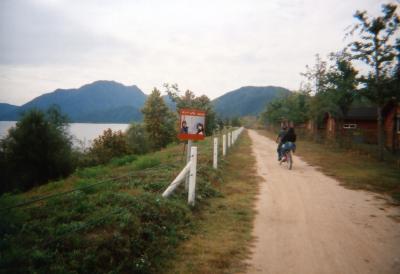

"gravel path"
[246,130,400,274]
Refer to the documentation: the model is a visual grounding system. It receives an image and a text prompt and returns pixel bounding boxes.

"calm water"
[0,121,129,149]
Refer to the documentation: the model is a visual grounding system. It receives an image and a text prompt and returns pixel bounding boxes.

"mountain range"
[0,81,290,123]
[213,86,290,118]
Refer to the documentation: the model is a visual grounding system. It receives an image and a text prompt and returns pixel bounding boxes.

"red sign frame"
[178,108,206,141]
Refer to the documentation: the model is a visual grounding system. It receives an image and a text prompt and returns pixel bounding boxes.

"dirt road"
[246,130,400,274]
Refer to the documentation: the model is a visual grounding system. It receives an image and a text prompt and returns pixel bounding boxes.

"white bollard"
[185,140,192,190]
[188,146,197,206]
[223,134,226,156]
[213,137,218,169]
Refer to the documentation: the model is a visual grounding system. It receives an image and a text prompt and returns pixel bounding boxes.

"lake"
[0,121,130,149]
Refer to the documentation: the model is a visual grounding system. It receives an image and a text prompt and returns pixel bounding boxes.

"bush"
[0,107,74,193]
[126,123,150,154]
[134,156,161,170]
[110,155,138,167]
[88,129,130,165]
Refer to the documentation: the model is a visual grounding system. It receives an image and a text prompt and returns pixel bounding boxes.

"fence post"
[223,134,226,156]
[188,146,197,206]
[185,140,192,190]
[213,137,218,169]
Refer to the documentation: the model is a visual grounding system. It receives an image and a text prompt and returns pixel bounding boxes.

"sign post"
[178,109,206,192]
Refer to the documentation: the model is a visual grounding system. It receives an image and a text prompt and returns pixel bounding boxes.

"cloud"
[0,0,397,105]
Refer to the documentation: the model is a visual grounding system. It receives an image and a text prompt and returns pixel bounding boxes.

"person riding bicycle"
[276,125,287,161]
[279,127,297,160]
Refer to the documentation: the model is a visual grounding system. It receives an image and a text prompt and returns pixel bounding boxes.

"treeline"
[261,3,399,159]
[0,85,232,194]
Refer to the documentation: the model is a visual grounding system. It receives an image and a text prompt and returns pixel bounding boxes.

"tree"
[126,123,149,154]
[325,52,358,119]
[89,129,130,164]
[165,84,217,135]
[0,106,74,193]
[301,54,329,95]
[142,88,176,150]
[260,92,310,126]
[347,3,399,160]
[300,54,330,129]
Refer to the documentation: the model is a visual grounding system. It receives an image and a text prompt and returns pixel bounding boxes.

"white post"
[213,137,218,169]
[185,140,192,190]
[222,134,226,156]
[162,161,191,198]
[228,132,231,148]
[188,146,197,206]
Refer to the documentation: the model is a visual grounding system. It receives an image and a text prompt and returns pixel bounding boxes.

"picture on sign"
[178,109,206,140]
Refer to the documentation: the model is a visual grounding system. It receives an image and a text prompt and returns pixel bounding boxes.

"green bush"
[126,123,150,154]
[0,107,74,194]
[88,129,130,165]
[134,156,161,170]
[110,155,138,167]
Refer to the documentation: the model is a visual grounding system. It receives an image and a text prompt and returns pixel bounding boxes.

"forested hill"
[0,81,148,123]
[0,103,19,117]
[0,83,290,122]
[212,86,290,118]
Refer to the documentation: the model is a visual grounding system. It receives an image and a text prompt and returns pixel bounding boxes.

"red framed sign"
[178,108,206,141]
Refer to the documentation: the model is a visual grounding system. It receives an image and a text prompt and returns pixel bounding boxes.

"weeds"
[0,132,236,274]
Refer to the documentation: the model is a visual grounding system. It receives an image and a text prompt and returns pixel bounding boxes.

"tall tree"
[0,106,74,193]
[346,3,399,160]
[325,52,359,119]
[260,92,310,126]
[142,88,176,150]
[165,84,217,135]
[301,54,329,95]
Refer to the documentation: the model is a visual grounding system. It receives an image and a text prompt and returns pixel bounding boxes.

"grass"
[258,129,400,203]
[165,130,260,274]
[0,130,259,274]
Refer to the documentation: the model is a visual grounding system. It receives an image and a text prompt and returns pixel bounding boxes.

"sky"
[0,0,398,105]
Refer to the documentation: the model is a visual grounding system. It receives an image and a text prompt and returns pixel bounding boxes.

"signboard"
[178,109,206,140]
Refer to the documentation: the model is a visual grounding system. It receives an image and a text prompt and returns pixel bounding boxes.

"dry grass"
[165,130,260,274]
[258,129,400,203]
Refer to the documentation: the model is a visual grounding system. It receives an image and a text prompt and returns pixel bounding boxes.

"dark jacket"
[281,130,296,143]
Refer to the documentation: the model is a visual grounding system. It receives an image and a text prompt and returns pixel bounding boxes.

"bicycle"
[279,142,295,170]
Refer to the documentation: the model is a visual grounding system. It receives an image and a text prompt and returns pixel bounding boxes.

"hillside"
[0,103,18,117]
[213,86,290,118]
[0,130,255,274]
[0,81,147,123]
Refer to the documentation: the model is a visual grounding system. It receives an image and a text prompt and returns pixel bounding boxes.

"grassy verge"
[165,130,259,274]
[0,131,259,274]
[258,129,400,203]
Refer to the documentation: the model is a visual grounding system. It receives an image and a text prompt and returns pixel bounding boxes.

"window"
[343,124,357,129]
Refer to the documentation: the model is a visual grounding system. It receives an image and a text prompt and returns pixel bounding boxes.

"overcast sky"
[0,0,398,105]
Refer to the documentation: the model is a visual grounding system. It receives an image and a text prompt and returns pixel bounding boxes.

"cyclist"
[276,125,287,161]
[279,127,297,160]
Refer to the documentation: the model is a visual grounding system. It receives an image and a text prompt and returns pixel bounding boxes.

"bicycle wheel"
[287,151,292,170]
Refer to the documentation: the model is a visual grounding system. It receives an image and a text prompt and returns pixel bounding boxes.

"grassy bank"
[258,129,400,203]
[0,130,258,273]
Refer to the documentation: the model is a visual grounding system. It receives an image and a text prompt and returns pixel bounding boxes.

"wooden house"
[383,101,400,151]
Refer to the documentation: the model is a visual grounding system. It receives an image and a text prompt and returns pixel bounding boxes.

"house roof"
[345,107,376,121]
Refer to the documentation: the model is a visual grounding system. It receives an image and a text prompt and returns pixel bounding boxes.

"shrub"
[126,123,150,154]
[88,129,130,165]
[0,107,74,193]
[134,156,161,170]
[110,155,138,167]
